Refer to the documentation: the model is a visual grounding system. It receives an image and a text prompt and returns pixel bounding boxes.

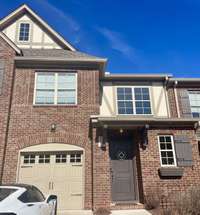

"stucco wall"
[3,14,61,49]
[100,82,169,117]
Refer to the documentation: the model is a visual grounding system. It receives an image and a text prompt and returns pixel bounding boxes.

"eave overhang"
[91,116,200,129]
[14,56,107,73]
[167,78,200,87]
[101,73,173,82]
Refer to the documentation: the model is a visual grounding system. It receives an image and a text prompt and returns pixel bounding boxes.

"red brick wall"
[167,87,178,118]
[140,128,200,206]
[2,67,100,209]
[92,128,111,210]
[0,38,15,180]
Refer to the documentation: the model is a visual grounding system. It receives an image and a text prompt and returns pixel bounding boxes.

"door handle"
[49,182,51,190]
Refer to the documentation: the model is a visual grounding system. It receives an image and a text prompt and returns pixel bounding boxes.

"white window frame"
[189,91,200,118]
[158,135,177,167]
[116,86,153,115]
[18,22,31,42]
[33,72,78,106]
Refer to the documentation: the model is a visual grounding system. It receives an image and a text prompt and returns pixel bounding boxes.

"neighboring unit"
[0,4,200,213]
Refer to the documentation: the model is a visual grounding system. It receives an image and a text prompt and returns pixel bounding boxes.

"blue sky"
[1,0,200,77]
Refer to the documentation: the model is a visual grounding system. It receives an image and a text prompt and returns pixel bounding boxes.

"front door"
[109,136,138,202]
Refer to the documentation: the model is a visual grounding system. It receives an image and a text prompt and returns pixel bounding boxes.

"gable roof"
[21,49,106,60]
[0,31,21,54]
[0,4,76,51]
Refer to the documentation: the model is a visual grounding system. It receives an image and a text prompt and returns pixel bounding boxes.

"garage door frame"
[16,143,85,210]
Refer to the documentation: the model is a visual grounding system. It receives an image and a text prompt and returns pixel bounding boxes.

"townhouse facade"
[0,4,200,213]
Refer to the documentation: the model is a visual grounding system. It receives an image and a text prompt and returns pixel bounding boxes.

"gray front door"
[109,137,137,202]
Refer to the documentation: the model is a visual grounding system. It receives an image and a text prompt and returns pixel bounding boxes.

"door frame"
[109,137,139,203]
[16,143,85,210]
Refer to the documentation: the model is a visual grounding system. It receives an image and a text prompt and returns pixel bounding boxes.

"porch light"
[119,128,123,134]
[97,135,104,148]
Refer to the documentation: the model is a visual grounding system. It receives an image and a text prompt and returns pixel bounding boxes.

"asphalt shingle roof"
[21,49,102,60]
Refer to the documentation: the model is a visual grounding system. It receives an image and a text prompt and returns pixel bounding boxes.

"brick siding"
[0,37,15,181]
[2,66,100,209]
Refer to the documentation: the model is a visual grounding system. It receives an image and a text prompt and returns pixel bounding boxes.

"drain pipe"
[174,80,180,118]
[164,76,171,118]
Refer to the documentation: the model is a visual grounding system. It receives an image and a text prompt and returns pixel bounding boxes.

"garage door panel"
[18,151,84,211]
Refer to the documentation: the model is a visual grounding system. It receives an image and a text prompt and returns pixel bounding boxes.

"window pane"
[117,88,133,114]
[0,189,17,201]
[134,88,151,115]
[37,73,55,90]
[162,158,167,165]
[35,90,54,104]
[19,23,30,41]
[189,91,200,118]
[159,135,175,166]
[58,73,76,89]
[57,90,76,104]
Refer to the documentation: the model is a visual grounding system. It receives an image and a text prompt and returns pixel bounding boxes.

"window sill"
[33,104,78,108]
[158,167,184,178]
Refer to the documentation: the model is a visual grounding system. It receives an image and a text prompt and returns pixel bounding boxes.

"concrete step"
[111,209,152,215]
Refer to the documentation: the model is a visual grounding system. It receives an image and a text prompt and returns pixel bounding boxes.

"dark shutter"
[196,128,200,140]
[179,89,192,118]
[0,60,4,95]
[174,135,193,167]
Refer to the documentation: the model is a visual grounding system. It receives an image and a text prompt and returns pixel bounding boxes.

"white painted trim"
[0,4,76,51]
[33,72,77,106]
[157,135,177,167]
[115,86,154,116]
[174,86,180,118]
[0,32,21,54]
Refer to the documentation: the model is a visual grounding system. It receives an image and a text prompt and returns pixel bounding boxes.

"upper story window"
[19,23,30,42]
[158,135,176,167]
[189,91,200,118]
[117,87,152,115]
[34,72,77,105]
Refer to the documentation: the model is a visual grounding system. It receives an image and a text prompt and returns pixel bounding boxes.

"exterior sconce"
[97,135,106,148]
[120,128,124,134]
[51,123,56,132]
[142,124,149,149]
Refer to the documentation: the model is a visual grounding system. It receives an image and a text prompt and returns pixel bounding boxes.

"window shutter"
[196,128,200,140]
[179,89,192,118]
[0,60,4,95]
[174,135,193,167]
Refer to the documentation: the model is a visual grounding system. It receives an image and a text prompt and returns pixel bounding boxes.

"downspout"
[164,76,171,118]
[174,80,180,118]
[0,61,16,183]
[91,122,94,212]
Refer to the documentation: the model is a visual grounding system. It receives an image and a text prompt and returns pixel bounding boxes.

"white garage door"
[18,150,84,211]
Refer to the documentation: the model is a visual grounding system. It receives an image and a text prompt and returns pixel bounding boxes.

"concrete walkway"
[112,209,152,215]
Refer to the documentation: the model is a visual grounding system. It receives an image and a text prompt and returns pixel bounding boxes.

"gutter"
[14,56,108,63]
[90,115,200,128]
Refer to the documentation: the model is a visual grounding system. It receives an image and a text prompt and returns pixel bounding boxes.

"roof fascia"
[0,31,21,54]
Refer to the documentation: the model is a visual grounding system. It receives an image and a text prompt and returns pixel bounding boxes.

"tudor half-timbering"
[0,4,200,214]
